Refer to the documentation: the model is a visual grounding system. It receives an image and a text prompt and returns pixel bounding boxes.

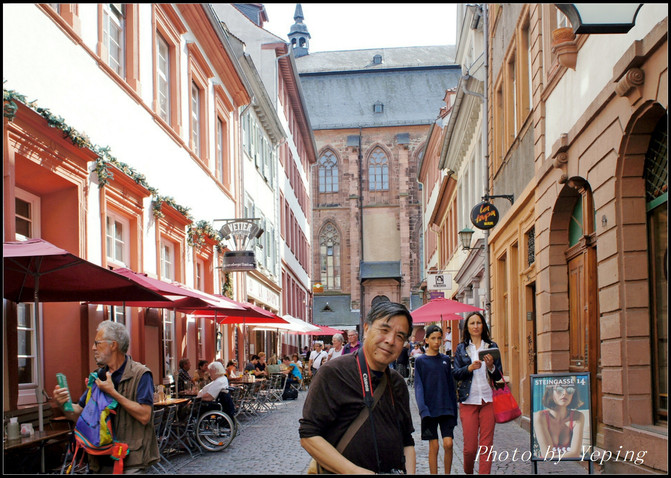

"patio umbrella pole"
[34,272,45,433]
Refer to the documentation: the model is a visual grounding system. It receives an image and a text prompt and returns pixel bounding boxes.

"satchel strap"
[314,371,388,473]
[335,372,387,453]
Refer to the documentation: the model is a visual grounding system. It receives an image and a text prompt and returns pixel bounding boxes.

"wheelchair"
[193,388,237,452]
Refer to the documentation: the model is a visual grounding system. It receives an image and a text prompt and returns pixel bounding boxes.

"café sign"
[470,201,499,230]
[217,218,264,272]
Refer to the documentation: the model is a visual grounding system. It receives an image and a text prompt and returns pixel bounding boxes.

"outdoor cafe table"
[153,397,189,408]
[4,428,72,473]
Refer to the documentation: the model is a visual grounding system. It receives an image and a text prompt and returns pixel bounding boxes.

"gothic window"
[318,150,338,193]
[319,223,341,290]
[645,115,668,423]
[369,147,389,191]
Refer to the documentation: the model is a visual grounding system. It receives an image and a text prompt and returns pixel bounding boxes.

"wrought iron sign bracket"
[483,194,514,205]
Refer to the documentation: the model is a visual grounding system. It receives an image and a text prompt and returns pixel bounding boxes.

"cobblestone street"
[156,384,589,475]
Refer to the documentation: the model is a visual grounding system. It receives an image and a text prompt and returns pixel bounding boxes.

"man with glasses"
[342,329,361,355]
[300,301,416,474]
[53,321,159,473]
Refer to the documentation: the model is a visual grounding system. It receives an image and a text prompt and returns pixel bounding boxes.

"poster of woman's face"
[530,373,591,461]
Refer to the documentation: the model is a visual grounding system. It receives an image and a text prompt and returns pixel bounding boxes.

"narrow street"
[157,384,588,475]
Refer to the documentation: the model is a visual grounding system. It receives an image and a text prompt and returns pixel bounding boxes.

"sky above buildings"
[262,3,457,53]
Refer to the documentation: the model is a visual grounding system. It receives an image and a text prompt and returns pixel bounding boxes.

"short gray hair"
[97,321,130,353]
[332,333,344,344]
[208,361,226,378]
[365,301,412,335]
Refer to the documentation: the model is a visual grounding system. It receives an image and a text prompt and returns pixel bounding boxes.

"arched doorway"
[564,178,601,436]
[644,115,668,423]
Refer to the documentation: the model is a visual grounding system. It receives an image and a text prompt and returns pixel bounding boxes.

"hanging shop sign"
[427,272,452,291]
[217,218,264,272]
[221,250,257,272]
[470,201,499,230]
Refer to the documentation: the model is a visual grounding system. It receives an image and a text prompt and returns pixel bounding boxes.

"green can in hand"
[56,373,74,412]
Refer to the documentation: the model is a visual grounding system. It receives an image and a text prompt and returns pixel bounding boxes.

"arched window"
[369,147,389,191]
[644,115,668,423]
[318,150,338,193]
[319,222,341,290]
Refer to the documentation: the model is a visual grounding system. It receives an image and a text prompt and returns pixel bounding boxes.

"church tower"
[288,4,310,58]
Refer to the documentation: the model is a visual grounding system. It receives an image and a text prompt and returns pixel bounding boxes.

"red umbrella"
[213,302,287,324]
[92,268,246,311]
[412,312,464,325]
[169,284,246,314]
[3,239,172,432]
[190,301,287,361]
[411,297,483,324]
[4,242,172,304]
[299,324,344,336]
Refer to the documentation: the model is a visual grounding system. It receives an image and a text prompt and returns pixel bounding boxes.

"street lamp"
[458,227,475,250]
[555,4,643,34]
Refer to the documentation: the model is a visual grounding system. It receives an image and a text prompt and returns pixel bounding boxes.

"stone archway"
[615,102,668,426]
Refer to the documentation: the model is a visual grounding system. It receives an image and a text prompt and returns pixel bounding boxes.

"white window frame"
[14,188,41,405]
[161,240,175,281]
[157,32,170,122]
[163,309,176,378]
[16,303,40,405]
[106,212,130,267]
[15,189,41,241]
[191,81,201,156]
[103,3,125,77]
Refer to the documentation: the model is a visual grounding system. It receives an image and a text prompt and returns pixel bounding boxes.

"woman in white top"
[452,312,503,474]
[327,333,345,361]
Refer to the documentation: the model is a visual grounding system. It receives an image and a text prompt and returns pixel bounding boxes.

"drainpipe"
[482,4,491,324]
[358,127,365,336]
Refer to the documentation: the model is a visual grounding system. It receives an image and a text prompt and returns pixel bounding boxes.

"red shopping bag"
[492,383,522,423]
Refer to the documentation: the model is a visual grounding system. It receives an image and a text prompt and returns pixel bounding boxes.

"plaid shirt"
[178,368,192,390]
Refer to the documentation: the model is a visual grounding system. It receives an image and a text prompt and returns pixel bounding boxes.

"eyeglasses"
[94,339,113,347]
[555,386,576,395]
[372,324,409,343]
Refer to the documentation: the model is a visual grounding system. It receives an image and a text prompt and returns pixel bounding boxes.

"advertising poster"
[530,373,591,462]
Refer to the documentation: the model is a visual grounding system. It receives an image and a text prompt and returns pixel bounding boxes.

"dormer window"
[373,102,384,114]
[373,54,383,64]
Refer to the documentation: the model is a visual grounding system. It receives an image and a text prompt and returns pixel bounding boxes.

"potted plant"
[552,26,575,45]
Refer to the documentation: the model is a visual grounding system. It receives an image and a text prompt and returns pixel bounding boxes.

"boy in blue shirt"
[414,324,458,474]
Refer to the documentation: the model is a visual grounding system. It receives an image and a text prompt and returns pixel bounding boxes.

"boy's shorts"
[421,415,457,440]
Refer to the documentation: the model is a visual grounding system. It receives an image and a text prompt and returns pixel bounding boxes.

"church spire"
[288,3,310,58]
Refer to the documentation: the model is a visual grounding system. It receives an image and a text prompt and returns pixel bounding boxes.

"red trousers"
[459,401,495,474]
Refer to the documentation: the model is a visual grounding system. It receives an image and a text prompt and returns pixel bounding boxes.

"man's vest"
[88,357,159,472]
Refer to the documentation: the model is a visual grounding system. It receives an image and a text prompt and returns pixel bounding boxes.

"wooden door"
[568,245,601,436]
